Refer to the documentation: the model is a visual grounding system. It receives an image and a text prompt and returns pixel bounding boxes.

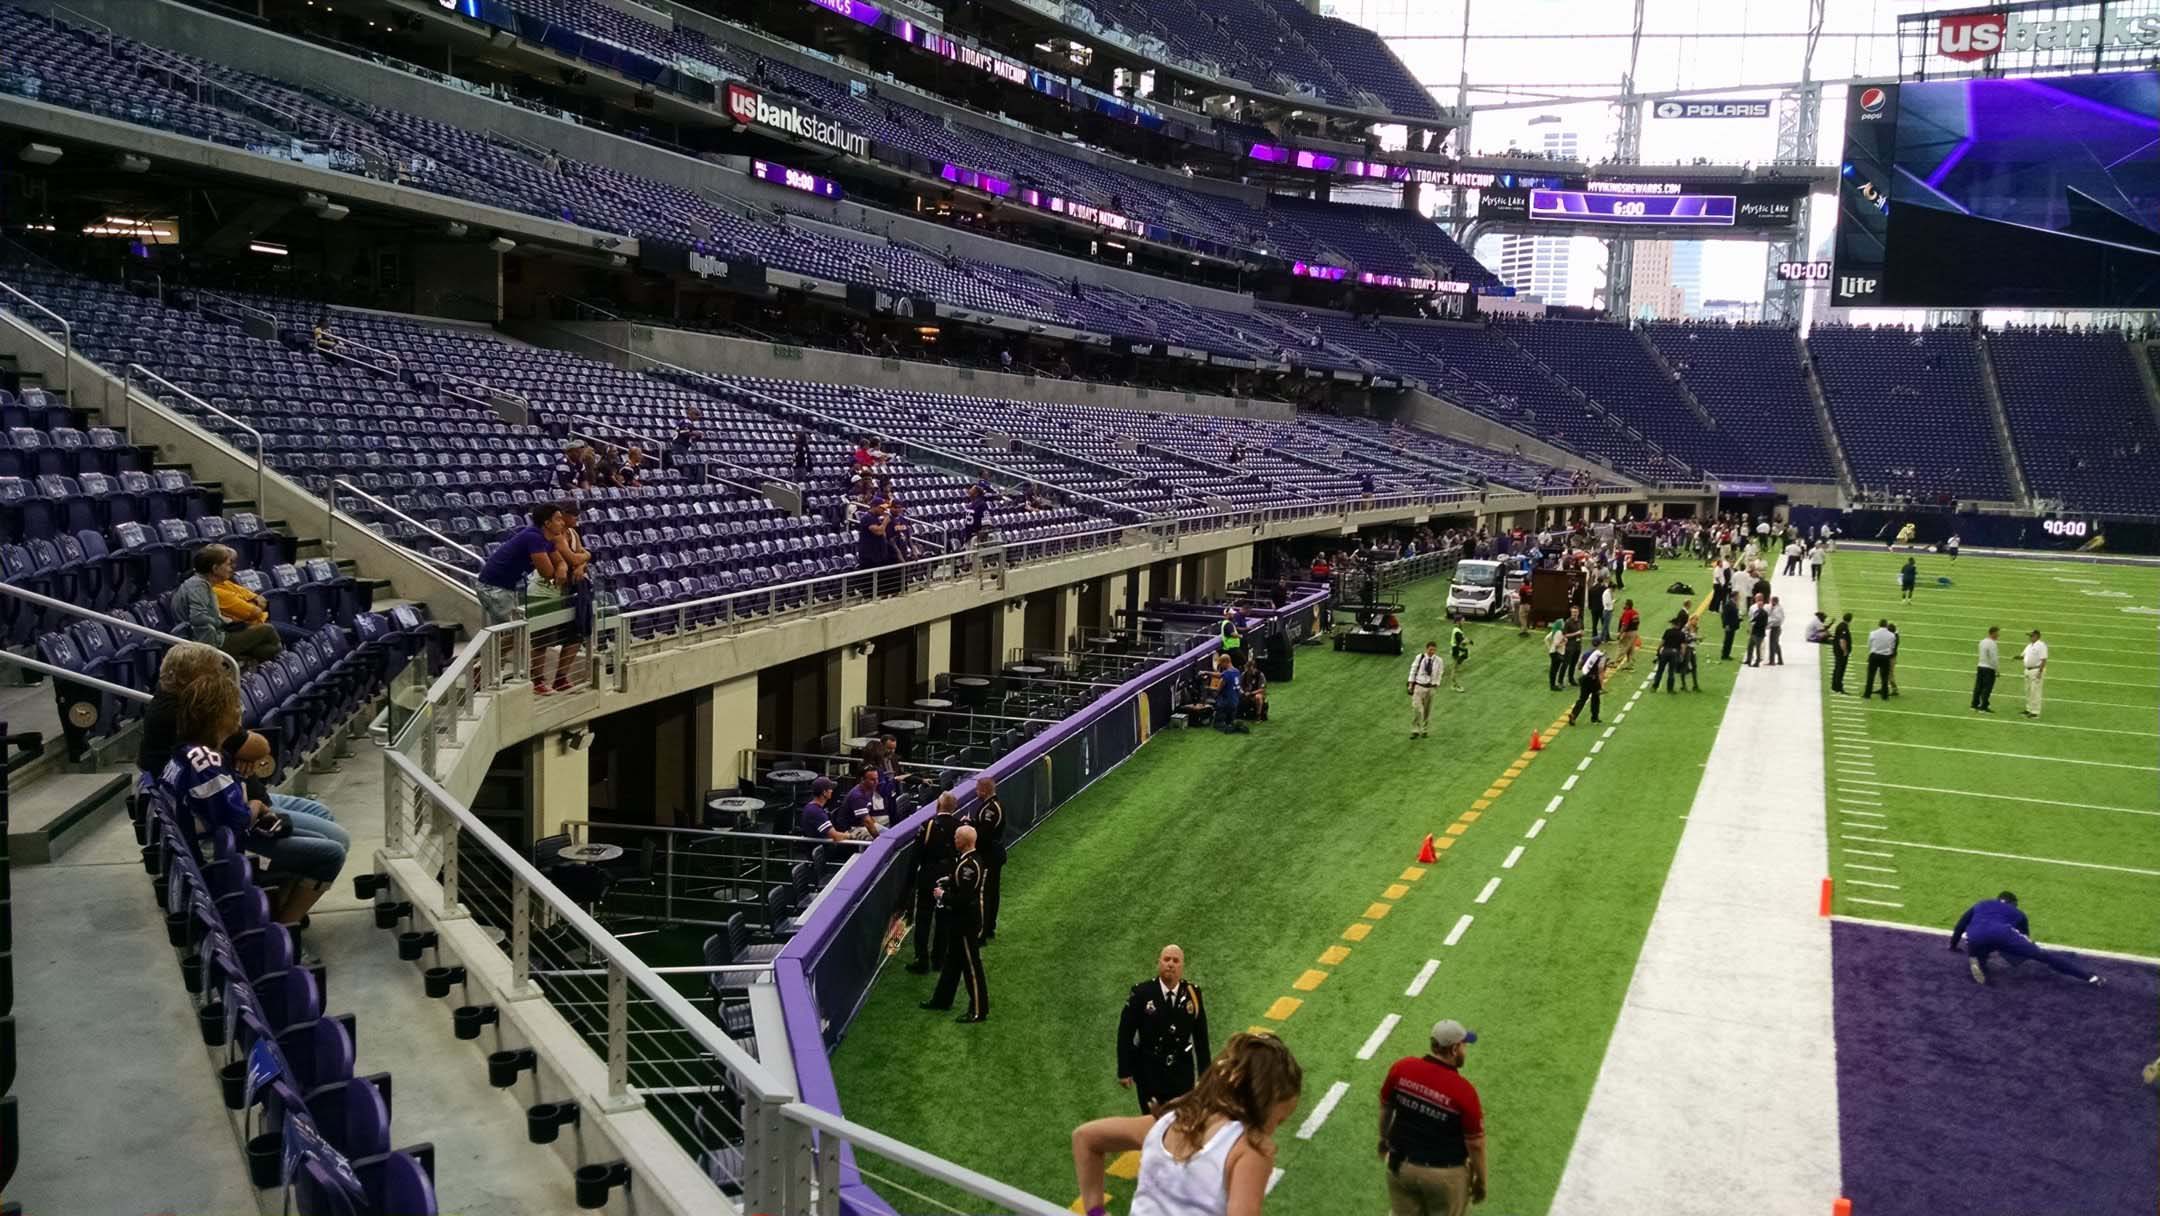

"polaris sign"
[1652,99,1772,119]
[1936,9,2160,62]
[723,83,871,158]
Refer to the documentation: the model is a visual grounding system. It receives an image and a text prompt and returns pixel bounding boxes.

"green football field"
[831,571,1734,1215]
[1815,548,2160,956]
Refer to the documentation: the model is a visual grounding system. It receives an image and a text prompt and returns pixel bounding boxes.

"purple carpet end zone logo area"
[1528,188,1737,226]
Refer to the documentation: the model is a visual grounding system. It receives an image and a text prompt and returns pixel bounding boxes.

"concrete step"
[6,768,133,864]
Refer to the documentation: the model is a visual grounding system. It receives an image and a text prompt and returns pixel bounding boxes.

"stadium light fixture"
[248,241,289,256]
[19,143,62,165]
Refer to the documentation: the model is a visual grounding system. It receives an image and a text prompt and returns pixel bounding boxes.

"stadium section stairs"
[2135,339,2160,431]
[1796,332,1859,497]
[1489,327,1680,474]
[1633,327,1717,430]
[1969,333,2032,508]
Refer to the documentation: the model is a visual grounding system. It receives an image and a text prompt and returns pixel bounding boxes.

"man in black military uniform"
[971,775,1006,942]
[921,824,988,1023]
[1116,944,1211,1114]
[904,793,960,974]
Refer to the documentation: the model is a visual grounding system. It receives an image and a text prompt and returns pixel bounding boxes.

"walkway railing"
[377,625,1066,1215]
[0,276,73,404]
[124,363,265,509]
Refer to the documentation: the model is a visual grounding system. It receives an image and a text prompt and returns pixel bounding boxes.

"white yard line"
[1562,774,1580,791]
[1267,1168,1284,1194]
[1857,707,2155,737]
[1891,684,2156,710]
[1526,819,1546,839]
[1844,878,1902,890]
[1475,877,1501,904]
[1405,959,1440,997]
[1843,863,1898,873]
[1602,727,1617,739]
[1443,915,1474,947]
[1293,1081,1349,1141]
[1545,796,1565,814]
[1865,740,2156,771]
[1551,575,1836,1216]
[1591,740,1606,754]
[1577,757,1595,772]
[1502,846,1525,869]
[1847,896,1905,909]
[1355,1014,1402,1061]
[1838,781,2159,819]
[1841,848,1896,858]
[1830,914,2160,965]
[1834,837,2160,878]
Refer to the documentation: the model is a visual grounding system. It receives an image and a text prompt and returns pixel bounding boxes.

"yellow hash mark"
[1108,1152,1143,1180]
[1293,969,1329,992]
[1459,811,1482,823]
[1401,867,1426,881]
[1320,945,1351,965]
[1248,1025,1269,1035]
[1493,777,1514,789]
[1519,750,1539,762]
[1505,765,1525,778]
[1364,902,1393,919]
[1445,823,1469,837]
[1481,788,1503,800]
[1265,996,1303,1020]
[1471,798,1492,811]
[1343,923,1372,941]
[1384,883,1410,899]
[1433,837,1456,851]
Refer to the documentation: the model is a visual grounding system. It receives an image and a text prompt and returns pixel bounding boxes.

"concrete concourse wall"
[523,320,1303,421]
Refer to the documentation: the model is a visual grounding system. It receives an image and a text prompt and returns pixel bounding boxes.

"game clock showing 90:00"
[2034,517,2101,548]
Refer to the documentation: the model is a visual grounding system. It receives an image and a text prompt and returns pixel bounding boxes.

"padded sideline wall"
[25,0,1256,312]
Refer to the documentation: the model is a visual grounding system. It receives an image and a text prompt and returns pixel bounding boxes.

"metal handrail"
[125,364,263,509]
[436,368,530,415]
[0,650,151,703]
[0,278,72,405]
[197,290,279,330]
[312,331,405,376]
[565,420,777,500]
[326,477,485,565]
[47,4,111,53]
[0,580,241,680]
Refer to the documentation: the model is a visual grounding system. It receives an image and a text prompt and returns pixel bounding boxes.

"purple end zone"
[1832,920,2158,1216]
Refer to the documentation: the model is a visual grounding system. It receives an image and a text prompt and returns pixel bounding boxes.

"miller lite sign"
[1936,9,2160,62]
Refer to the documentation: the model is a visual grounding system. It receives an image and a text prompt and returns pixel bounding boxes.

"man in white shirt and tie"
[1972,626,2000,712]
[2020,629,2049,718]
[1407,641,1443,739]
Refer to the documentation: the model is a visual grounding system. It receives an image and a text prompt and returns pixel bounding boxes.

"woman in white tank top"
[1072,1032,1304,1216]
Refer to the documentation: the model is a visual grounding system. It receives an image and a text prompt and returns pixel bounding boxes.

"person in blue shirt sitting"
[1211,653,1246,734]
[1950,891,2103,987]
[156,653,348,928]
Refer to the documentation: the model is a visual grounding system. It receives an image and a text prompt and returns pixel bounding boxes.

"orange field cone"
[1528,732,1543,752]
[1819,877,1834,917]
[1417,834,1438,864]
[1832,1199,1852,1216]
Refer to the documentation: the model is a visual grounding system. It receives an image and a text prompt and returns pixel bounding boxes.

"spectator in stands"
[845,765,892,832]
[1073,1032,1303,1216]
[852,437,879,476]
[153,645,347,928]
[175,545,287,664]
[611,443,647,487]
[961,475,993,544]
[555,440,594,491]
[793,428,811,478]
[669,405,701,474]
[478,505,575,694]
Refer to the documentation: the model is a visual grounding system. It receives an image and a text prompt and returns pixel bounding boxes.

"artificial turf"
[830,571,1740,1214]
[1814,548,2160,956]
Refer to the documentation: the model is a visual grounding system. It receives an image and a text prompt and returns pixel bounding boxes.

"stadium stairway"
[1969,332,2034,508]
[1796,332,1859,497]
[1630,328,1717,430]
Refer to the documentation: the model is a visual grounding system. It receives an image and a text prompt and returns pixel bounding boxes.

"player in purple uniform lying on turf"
[1949,891,2104,987]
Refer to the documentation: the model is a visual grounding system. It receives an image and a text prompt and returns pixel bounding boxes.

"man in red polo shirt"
[1377,1019,1487,1215]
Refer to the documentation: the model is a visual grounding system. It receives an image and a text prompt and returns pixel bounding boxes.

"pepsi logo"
[1859,88,1885,114]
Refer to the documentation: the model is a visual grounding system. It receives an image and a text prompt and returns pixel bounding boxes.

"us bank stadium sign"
[1902,2,2160,77]
[724,83,871,159]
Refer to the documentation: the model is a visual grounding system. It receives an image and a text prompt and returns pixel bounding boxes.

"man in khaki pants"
[1406,642,1442,739]
[1378,1020,1488,1214]
[2019,629,2049,718]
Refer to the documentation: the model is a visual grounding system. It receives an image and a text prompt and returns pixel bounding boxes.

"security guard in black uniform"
[971,775,1006,942]
[1116,944,1211,1113]
[904,794,960,974]
[921,824,988,1023]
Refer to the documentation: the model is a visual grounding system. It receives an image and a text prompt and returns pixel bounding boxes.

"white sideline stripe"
[1356,1014,1402,1061]
[1602,727,1617,739]
[1895,662,2153,689]
[1848,897,1905,908]
[1841,848,1896,858]
[1839,795,1883,804]
[1267,1168,1284,1195]
[1836,837,2160,878]
[1475,877,1501,904]
[1526,818,1546,839]
[1562,775,1580,791]
[1894,684,2156,710]
[1843,863,1898,873]
[1294,1081,1350,1140]
[1545,796,1565,814]
[1831,915,2160,965]
[1577,757,1595,771]
[1889,643,2155,671]
[1868,740,2157,771]
[1845,879,1902,890]
[1839,781,2160,819]
[1842,811,1887,821]
[1861,706,2156,737]
[1406,959,1440,997]
[1591,740,1606,754]
[1502,846,1525,870]
[1444,915,1474,947]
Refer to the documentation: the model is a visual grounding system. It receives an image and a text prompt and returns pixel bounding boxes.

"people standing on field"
[1807,542,1825,582]
[1900,556,1918,601]
[1972,626,2000,713]
[2020,629,2048,718]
